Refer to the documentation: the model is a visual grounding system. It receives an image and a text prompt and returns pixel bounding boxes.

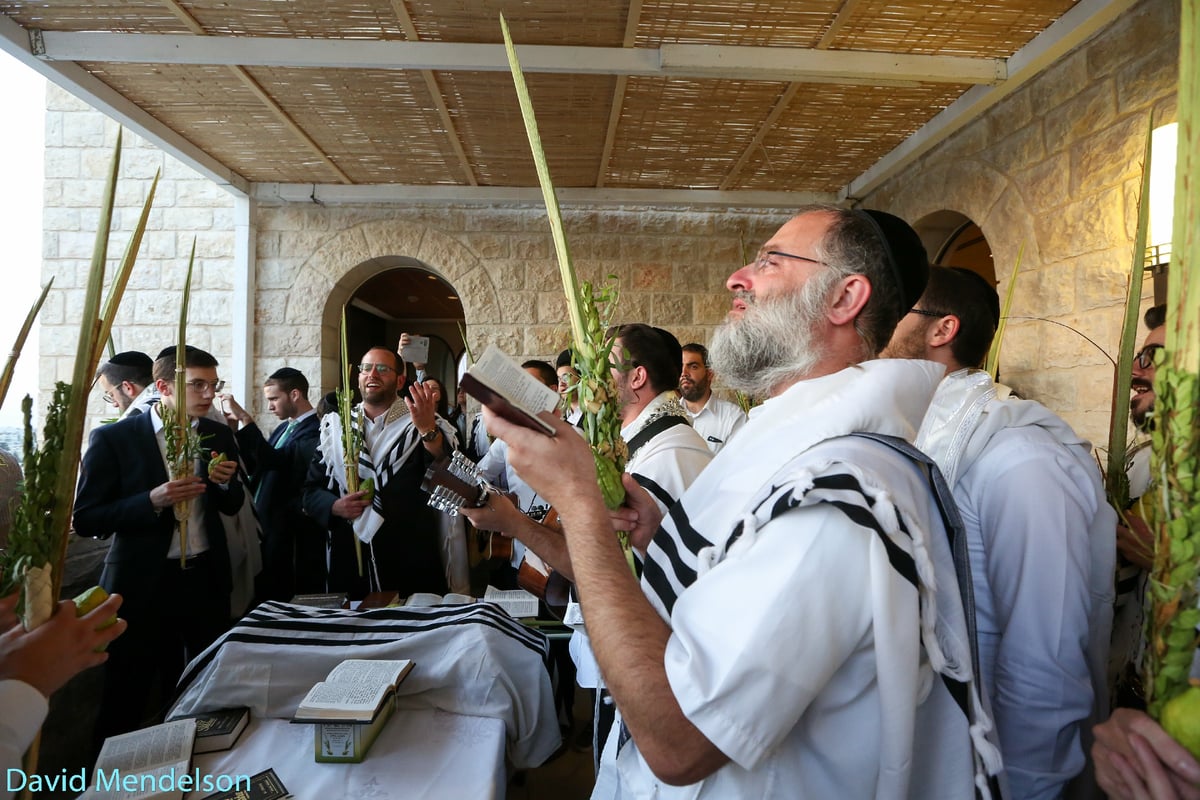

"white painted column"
[232,193,256,400]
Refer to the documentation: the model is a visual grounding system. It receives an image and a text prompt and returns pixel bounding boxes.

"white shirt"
[1,679,47,799]
[478,438,551,568]
[571,393,712,688]
[593,360,994,800]
[682,395,746,453]
[916,369,1115,800]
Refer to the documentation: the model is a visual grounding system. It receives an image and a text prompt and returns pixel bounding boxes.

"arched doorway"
[914,209,997,285]
[339,260,466,400]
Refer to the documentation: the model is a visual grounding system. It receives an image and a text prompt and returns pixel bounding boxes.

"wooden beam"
[597,0,642,188]
[389,0,477,186]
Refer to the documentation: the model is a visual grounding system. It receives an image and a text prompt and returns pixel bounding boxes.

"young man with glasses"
[304,346,458,599]
[94,350,157,418]
[74,345,245,747]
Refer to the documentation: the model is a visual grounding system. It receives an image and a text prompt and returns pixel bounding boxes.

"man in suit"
[94,350,158,418]
[74,346,244,744]
[222,367,324,600]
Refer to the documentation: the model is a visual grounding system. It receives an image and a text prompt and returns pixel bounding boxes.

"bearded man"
[303,346,457,598]
[482,206,1000,798]
[678,343,746,453]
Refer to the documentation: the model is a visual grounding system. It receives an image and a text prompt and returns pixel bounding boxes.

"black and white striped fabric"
[170,600,562,768]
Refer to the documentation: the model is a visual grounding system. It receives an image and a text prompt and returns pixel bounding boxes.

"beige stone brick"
[1015,153,1070,214]
[1007,370,1078,413]
[1075,251,1135,310]
[653,293,693,325]
[258,323,321,358]
[254,290,289,325]
[984,121,1045,173]
[629,263,672,291]
[511,234,551,260]
[463,232,511,260]
[163,207,213,231]
[694,292,731,325]
[985,92,1035,146]
[1116,49,1176,114]
[1070,116,1147,197]
[455,268,501,324]
[525,325,571,356]
[1034,185,1125,262]
[131,289,181,325]
[57,232,98,260]
[490,260,526,291]
[497,290,536,324]
[1030,48,1090,115]
[536,292,568,325]
[1043,80,1117,151]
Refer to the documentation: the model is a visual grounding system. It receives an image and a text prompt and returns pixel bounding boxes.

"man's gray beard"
[710,270,835,399]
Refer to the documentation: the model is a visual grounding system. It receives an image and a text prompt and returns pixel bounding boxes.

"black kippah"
[108,350,152,370]
[155,344,199,360]
[555,348,574,368]
[852,209,929,318]
[269,366,304,381]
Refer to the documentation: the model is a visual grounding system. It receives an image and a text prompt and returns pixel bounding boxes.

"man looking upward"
[304,346,457,598]
[482,207,996,798]
[678,343,746,453]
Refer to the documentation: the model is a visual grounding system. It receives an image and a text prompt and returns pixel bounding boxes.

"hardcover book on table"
[292,658,414,724]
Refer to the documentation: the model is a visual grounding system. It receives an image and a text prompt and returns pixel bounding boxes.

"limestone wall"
[41,85,236,431]
[254,204,786,398]
[863,0,1178,447]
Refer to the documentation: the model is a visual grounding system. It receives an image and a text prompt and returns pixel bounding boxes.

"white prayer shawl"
[170,600,560,768]
[318,401,464,590]
[596,359,1001,799]
[916,371,1113,800]
[916,368,1116,730]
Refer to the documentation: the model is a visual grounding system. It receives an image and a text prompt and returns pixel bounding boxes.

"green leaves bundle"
[501,15,633,571]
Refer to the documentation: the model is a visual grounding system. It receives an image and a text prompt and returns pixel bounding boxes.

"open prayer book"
[402,586,538,618]
[293,659,414,724]
[80,718,196,800]
[461,344,561,436]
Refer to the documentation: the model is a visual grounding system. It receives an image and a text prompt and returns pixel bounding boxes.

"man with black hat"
[884,266,1115,799]
[95,350,158,418]
[221,367,324,599]
[482,206,999,798]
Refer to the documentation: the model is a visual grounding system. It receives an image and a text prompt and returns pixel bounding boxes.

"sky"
[0,52,44,430]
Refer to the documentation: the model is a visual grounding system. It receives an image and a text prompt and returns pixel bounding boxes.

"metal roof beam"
[32,32,1006,87]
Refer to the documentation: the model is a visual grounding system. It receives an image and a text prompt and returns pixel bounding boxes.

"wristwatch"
[419,428,440,442]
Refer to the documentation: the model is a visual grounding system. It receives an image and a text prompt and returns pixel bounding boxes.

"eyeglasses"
[908,308,950,318]
[358,363,396,375]
[1134,344,1164,370]
[102,390,117,407]
[752,249,825,272]
[186,379,225,394]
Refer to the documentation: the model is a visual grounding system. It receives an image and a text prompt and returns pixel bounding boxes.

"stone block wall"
[252,203,787,401]
[864,0,1178,447]
[42,85,237,433]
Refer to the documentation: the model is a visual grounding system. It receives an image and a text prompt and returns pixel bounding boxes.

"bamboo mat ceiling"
[1,0,1084,194]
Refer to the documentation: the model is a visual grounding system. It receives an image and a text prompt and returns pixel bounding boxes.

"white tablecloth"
[185,710,506,800]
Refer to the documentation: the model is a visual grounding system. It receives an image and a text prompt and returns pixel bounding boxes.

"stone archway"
[271,219,503,394]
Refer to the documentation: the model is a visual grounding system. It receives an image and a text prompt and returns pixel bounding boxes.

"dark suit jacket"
[238,414,319,529]
[73,413,244,613]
